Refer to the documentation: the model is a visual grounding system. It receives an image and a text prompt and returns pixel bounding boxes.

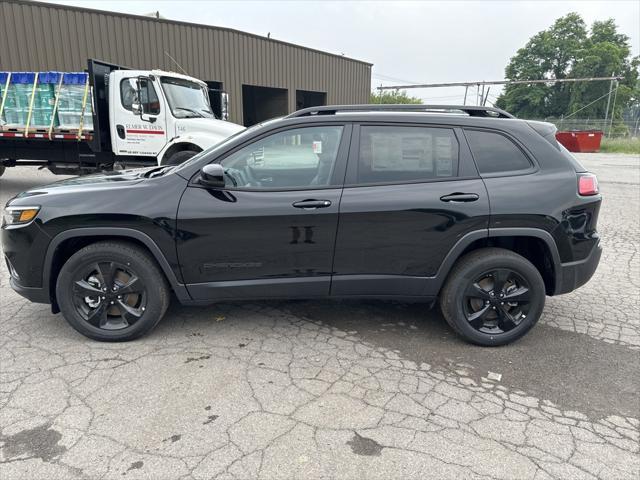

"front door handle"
[440,192,480,202]
[116,124,126,139]
[292,199,332,209]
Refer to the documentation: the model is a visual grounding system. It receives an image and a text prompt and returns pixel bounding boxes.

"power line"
[563,85,620,120]
[372,72,421,85]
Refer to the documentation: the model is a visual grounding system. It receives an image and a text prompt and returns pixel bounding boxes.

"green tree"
[370,90,421,104]
[569,20,639,120]
[496,13,639,123]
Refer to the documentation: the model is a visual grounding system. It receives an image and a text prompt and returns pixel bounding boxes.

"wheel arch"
[433,228,561,296]
[44,228,190,311]
[159,141,203,165]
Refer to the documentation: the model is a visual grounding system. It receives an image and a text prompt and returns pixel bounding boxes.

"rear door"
[331,123,490,297]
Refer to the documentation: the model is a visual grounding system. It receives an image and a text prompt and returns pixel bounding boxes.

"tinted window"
[120,78,160,115]
[465,130,531,174]
[220,126,343,189]
[358,126,458,184]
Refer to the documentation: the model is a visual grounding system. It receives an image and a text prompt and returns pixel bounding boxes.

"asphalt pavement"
[0,153,638,479]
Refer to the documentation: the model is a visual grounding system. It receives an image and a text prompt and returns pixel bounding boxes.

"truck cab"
[108,69,244,165]
[0,60,244,176]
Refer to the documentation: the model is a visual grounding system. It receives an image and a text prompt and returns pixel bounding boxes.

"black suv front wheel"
[440,248,545,346]
[56,241,170,341]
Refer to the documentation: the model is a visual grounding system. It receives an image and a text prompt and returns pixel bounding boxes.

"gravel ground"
[0,153,638,480]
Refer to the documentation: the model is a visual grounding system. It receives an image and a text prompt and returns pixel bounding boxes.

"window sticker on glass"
[312,141,322,154]
[370,133,434,172]
[358,126,459,184]
[435,136,453,176]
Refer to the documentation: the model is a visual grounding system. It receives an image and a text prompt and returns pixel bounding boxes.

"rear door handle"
[440,193,480,202]
[292,199,332,209]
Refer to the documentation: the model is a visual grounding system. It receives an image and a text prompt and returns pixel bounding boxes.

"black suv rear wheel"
[440,248,545,346]
[56,241,170,341]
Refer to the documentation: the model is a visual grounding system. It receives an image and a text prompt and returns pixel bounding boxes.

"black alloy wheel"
[463,268,531,334]
[56,241,170,341]
[71,261,147,330]
[439,248,545,346]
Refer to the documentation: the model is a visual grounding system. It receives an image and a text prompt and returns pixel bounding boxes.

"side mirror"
[199,164,225,188]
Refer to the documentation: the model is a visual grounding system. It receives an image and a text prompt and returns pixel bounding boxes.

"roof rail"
[286,104,515,119]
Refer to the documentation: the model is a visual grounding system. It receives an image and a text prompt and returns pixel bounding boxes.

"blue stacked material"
[58,72,92,130]
[4,72,36,125]
[32,72,62,127]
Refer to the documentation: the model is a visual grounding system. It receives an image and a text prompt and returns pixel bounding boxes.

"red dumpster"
[555,130,603,153]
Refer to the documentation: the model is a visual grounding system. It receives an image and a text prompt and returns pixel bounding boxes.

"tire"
[56,241,170,341]
[164,150,198,166]
[439,247,545,347]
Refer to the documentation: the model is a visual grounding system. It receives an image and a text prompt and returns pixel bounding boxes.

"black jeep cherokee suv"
[2,105,602,346]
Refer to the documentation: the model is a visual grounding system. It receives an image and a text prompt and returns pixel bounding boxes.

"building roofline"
[12,0,373,67]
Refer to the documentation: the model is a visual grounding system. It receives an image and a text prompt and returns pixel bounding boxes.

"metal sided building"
[0,0,372,126]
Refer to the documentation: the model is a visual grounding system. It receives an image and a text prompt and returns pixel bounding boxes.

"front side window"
[120,78,160,115]
[219,126,344,189]
[357,126,459,184]
[465,129,532,174]
[161,77,214,119]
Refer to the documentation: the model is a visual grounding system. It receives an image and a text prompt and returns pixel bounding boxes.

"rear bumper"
[555,241,602,295]
[9,276,50,304]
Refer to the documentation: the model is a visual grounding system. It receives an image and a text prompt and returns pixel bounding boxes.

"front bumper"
[555,240,602,295]
[9,276,50,304]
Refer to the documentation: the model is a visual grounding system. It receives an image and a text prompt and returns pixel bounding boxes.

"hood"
[7,167,160,205]
[175,118,245,138]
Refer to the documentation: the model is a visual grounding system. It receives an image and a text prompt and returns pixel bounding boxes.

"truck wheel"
[56,241,170,342]
[439,248,545,347]
[164,150,198,166]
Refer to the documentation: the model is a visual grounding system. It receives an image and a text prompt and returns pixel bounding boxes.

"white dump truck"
[0,59,244,176]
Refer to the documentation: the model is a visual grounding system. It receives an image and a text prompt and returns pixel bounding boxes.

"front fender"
[43,227,192,304]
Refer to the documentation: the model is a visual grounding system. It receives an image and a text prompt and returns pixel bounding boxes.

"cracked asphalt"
[1,153,638,479]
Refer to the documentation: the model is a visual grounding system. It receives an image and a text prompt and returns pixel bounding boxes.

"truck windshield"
[161,77,214,119]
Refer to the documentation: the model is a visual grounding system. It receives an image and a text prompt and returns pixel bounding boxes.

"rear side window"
[358,126,458,184]
[465,129,532,174]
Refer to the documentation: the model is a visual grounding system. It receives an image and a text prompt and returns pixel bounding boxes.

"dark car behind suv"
[2,105,602,345]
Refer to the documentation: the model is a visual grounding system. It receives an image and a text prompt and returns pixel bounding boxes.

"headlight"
[2,206,40,227]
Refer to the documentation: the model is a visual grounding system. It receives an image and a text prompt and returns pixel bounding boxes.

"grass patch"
[598,137,640,154]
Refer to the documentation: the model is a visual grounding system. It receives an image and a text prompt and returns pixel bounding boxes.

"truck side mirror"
[220,93,229,120]
[135,77,157,123]
[199,164,225,188]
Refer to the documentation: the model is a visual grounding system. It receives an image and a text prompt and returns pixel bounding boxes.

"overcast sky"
[48,0,639,105]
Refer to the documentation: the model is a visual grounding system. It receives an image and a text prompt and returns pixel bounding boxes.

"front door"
[332,124,490,296]
[176,124,350,301]
[110,73,168,157]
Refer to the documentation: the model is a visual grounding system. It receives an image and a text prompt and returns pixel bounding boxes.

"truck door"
[110,73,168,157]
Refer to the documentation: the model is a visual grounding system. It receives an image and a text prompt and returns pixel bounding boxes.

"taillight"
[578,174,599,196]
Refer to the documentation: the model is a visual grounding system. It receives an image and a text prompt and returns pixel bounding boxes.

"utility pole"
[608,80,619,137]
[603,76,614,135]
[463,85,468,105]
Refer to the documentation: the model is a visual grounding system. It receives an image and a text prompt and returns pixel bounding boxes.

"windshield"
[161,77,214,119]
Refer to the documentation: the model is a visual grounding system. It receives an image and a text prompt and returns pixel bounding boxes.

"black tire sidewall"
[56,244,168,341]
[442,251,546,346]
[165,150,197,166]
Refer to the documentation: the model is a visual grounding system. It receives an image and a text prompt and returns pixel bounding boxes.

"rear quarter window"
[465,129,532,174]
